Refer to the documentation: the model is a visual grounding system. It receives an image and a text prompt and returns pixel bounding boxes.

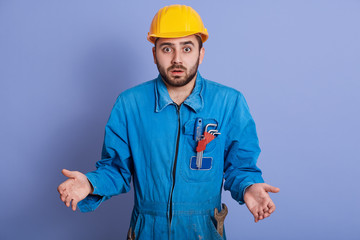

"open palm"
[244,183,280,222]
[57,169,93,211]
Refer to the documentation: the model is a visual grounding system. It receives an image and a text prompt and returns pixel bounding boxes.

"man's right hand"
[57,169,93,211]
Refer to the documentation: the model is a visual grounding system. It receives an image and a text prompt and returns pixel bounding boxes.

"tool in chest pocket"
[194,121,221,169]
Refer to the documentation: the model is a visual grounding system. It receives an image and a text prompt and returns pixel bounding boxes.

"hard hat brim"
[147,30,208,44]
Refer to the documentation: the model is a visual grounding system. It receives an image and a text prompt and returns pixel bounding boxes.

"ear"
[152,47,157,64]
[199,47,205,65]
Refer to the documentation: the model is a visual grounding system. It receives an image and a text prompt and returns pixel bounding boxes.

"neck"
[163,74,197,105]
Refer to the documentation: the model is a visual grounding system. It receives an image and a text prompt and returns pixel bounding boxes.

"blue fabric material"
[77,72,264,239]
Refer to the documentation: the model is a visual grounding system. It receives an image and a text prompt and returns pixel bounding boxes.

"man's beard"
[156,57,200,87]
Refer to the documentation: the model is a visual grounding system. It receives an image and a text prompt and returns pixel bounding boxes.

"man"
[57,5,279,239]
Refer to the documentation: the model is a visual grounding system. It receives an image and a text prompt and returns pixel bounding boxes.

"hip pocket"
[206,216,224,240]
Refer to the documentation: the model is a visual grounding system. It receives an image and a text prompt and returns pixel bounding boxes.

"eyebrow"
[181,41,195,46]
[159,41,195,48]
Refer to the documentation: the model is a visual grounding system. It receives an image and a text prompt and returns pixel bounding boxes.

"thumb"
[264,184,280,193]
[62,169,77,179]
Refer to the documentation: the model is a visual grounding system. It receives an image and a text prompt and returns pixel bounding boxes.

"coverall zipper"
[169,104,181,235]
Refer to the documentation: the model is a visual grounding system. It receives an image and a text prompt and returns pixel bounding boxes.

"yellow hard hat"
[147,5,208,44]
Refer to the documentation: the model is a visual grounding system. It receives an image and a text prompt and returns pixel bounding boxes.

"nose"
[171,49,182,65]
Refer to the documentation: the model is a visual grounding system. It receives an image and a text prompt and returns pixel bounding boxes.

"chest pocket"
[179,118,223,182]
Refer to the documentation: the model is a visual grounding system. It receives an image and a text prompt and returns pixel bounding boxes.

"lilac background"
[1,1,359,239]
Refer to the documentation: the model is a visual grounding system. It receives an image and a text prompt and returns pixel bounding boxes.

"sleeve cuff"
[77,194,107,212]
[76,172,109,212]
[85,172,101,195]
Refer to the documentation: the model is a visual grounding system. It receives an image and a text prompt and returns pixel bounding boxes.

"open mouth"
[171,69,184,74]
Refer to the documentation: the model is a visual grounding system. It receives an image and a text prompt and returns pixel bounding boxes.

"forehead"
[156,35,199,47]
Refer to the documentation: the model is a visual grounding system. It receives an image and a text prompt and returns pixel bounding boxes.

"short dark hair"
[195,34,203,50]
[154,34,203,52]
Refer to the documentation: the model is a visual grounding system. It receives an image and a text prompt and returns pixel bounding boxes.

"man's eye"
[184,47,191,53]
[162,47,172,53]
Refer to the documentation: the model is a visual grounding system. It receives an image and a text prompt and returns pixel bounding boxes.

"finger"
[62,169,78,179]
[268,201,276,214]
[264,212,270,218]
[72,198,79,211]
[264,184,280,193]
[263,205,269,213]
[252,209,259,223]
[65,195,72,207]
[57,184,65,194]
[60,193,68,202]
[258,211,264,220]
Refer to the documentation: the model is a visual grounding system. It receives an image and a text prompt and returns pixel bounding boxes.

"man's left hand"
[244,183,280,223]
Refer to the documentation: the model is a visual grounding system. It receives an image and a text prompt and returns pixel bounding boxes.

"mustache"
[168,65,187,71]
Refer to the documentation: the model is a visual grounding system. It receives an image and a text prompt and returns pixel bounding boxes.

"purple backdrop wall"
[1,1,359,239]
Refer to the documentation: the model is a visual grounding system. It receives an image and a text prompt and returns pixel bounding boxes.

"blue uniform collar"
[155,71,204,113]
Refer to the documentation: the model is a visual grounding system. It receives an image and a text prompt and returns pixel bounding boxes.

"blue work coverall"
[78,72,264,239]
